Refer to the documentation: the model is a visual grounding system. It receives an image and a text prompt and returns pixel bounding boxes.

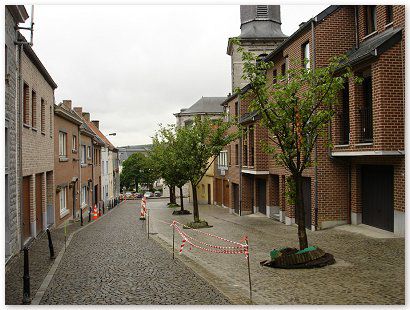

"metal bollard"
[88,207,91,222]
[103,203,105,214]
[46,229,55,259]
[80,210,83,226]
[22,247,30,304]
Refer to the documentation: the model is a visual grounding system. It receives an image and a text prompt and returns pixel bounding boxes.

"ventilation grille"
[256,5,268,18]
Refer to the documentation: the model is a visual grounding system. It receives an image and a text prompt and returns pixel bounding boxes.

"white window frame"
[72,135,77,152]
[59,132,67,157]
[217,150,228,170]
[81,145,86,164]
[59,186,68,216]
[87,146,91,159]
[81,185,87,206]
[303,42,310,69]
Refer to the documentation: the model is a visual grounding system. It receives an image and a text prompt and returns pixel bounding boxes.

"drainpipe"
[354,6,359,49]
[238,96,243,216]
[311,20,319,231]
[17,42,24,250]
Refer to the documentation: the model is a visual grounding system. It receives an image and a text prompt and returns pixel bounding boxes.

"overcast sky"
[22,4,328,147]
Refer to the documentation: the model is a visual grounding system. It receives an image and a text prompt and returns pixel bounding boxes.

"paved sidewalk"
[38,201,230,305]
[5,206,113,305]
[147,198,405,305]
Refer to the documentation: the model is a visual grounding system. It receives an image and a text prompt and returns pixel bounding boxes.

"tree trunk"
[294,173,308,250]
[179,187,184,211]
[134,178,138,192]
[192,183,200,222]
[170,185,176,204]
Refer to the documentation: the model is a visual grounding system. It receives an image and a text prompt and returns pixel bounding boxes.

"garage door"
[362,165,394,232]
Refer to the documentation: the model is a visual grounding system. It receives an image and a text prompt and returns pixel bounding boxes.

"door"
[215,179,222,205]
[22,177,31,240]
[233,183,239,214]
[362,165,394,231]
[302,177,311,229]
[35,174,43,235]
[257,179,267,214]
[223,180,229,207]
[207,184,211,204]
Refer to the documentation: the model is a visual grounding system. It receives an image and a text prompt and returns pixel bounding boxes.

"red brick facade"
[215,5,405,235]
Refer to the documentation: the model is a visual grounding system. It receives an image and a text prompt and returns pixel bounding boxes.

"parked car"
[144,191,154,198]
[154,191,161,197]
[136,193,143,198]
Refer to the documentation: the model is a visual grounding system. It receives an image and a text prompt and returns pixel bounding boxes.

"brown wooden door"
[233,183,239,214]
[207,184,211,204]
[215,179,222,205]
[223,180,229,207]
[257,179,267,214]
[362,165,394,232]
[22,177,31,239]
[35,174,43,234]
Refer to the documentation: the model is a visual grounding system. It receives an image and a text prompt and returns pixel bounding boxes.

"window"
[302,42,310,69]
[59,132,67,157]
[49,106,53,137]
[40,99,45,133]
[360,70,373,142]
[87,146,91,159]
[256,5,268,18]
[243,128,248,166]
[217,151,228,169]
[224,106,230,122]
[59,187,67,215]
[31,90,37,129]
[184,120,193,127]
[365,6,376,35]
[228,145,231,166]
[106,161,109,174]
[235,144,239,165]
[72,135,77,151]
[249,125,255,166]
[23,83,30,125]
[234,102,239,118]
[272,69,277,84]
[81,145,86,164]
[81,186,87,206]
[386,5,393,25]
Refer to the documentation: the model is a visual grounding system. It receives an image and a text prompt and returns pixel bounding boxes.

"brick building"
[5,5,29,260]
[20,33,57,242]
[219,5,405,236]
[54,100,83,228]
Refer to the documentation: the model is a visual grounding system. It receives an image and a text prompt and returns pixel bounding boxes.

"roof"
[81,118,107,147]
[117,145,152,163]
[7,5,29,23]
[90,122,116,151]
[344,27,402,67]
[19,34,58,89]
[239,110,260,124]
[174,97,225,116]
[54,103,84,125]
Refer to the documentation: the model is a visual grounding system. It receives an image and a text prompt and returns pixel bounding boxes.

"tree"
[121,152,155,192]
[174,116,238,224]
[235,38,359,249]
[150,125,190,211]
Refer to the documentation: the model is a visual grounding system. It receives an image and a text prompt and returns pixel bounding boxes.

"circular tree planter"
[184,220,213,229]
[172,210,192,215]
[260,246,335,269]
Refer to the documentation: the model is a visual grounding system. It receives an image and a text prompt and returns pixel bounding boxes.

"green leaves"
[234,38,357,174]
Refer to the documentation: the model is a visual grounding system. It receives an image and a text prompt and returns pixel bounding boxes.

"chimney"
[82,112,90,122]
[92,120,99,129]
[62,100,72,110]
[73,107,83,115]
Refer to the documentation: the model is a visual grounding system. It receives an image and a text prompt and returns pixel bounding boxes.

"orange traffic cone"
[92,205,98,220]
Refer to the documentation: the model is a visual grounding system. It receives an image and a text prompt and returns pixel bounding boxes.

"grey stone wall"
[5,7,21,260]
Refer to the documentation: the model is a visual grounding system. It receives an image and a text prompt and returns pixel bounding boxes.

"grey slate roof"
[344,27,402,67]
[239,110,260,124]
[118,144,152,163]
[175,97,225,116]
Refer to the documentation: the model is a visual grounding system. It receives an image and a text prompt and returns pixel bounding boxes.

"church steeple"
[240,5,286,39]
[227,5,287,92]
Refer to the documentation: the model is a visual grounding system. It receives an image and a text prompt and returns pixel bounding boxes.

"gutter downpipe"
[17,41,24,250]
[311,20,319,231]
[354,6,359,49]
[238,96,243,216]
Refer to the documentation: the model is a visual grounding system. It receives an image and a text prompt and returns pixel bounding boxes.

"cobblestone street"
[38,201,230,305]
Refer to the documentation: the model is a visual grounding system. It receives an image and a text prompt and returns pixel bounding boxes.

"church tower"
[227,5,287,91]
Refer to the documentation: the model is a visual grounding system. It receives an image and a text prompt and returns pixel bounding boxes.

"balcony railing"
[359,106,373,143]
